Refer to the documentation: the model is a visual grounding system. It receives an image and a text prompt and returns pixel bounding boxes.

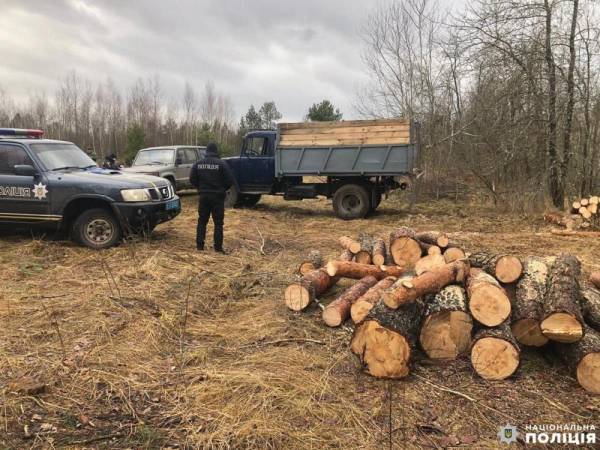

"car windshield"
[29,143,97,171]
[133,149,174,166]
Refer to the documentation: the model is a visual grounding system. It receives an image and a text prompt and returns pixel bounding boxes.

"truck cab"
[225,131,277,194]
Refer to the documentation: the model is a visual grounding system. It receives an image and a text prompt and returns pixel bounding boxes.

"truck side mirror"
[14,165,37,176]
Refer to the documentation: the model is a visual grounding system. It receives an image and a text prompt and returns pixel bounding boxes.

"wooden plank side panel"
[280,131,410,143]
[278,137,411,147]
[279,119,410,131]
[283,124,411,135]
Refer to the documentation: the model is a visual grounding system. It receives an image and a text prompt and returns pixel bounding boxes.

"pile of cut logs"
[284,228,600,394]
[545,195,600,231]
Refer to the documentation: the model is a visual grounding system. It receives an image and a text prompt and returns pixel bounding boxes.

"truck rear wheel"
[333,184,371,220]
[73,208,122,249]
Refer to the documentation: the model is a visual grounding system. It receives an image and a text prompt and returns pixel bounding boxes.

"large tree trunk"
[580,288,600,331]
[466,269,511,327]
[511,257,550,347]
[322,276,378,327]
[351,276,400,323]
[284,268,337,311]
[470,322,520,380]
[555,325,600,394]
[350,299,423,378]
[419,285,472,360]
[468,251,523,284]
[389,227,422,269]
[298,250,323,276]
[382,261,469,309]
[326,260,404,280]
[415,231,449,249]
[371,238,387,266]
[541,254,584,343]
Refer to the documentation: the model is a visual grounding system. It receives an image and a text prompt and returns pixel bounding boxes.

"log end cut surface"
[419,311,472,360]
[284,284,310,311]
[471,337,519,380]
[390,237,422,268]
[469,284,511,327]
[351,320,411,378]
[577,353,600,394]
[495,256,523,283]
[511,319,549,347]
[541,313,584,343]
[322,307,343,327]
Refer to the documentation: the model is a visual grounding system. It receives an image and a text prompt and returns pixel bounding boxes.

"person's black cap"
[207,142,219,156]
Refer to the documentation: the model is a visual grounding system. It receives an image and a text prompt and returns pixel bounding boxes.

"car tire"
[166,177,177,192]
[240,194,261,207]
[333,184,371,220]
[73,208,122,249]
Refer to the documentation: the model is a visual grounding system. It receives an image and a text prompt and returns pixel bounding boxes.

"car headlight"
[121,188,152,202]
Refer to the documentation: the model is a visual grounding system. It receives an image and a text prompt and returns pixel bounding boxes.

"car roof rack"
[0,128,44,139]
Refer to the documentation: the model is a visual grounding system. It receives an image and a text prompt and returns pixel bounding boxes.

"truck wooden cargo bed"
[276,119,418,177]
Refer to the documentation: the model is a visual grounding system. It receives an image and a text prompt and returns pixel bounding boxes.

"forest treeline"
[1,0,599,210]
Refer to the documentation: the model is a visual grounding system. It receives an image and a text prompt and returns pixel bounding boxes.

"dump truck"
[224,119,418,219]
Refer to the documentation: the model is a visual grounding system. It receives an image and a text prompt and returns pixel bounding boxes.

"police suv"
[0,128,181,249]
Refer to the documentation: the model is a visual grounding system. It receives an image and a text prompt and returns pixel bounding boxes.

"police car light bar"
[0,128,44,138]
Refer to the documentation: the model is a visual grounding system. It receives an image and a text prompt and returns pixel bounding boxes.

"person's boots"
[197,244,204,251]
[214,247,227,254]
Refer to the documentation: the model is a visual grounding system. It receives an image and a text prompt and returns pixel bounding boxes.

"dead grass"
[1,193,599,449]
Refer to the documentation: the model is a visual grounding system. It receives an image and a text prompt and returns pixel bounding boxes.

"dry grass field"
[1,193,599,449]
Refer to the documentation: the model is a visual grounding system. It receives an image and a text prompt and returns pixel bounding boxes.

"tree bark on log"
[541,254,584,343]
[350,299,423,378]
[465,268,511,327]
[372,238,387,266]
[470,322,520,380]
[382,261,469,309]
[322,276,378,327]
[339,236,360,254]
[555,325,600,394]
[389,227,422,269]
[284,268,337,311]
[591,271,600,290]
[511,257,550,347]
[443,247,466,263]
[298,250,324,276]
[468,251,523,284]
[580,288,600,331]
[415,231,450,249]
[351,276,398,323]
[414,253,446,276]
[339,249,354,262]
[326,260,405,280]
[419,285,472,360]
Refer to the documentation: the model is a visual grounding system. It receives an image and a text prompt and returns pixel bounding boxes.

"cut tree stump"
[326,260,405,280]
[322,276,378,327]
[415,231,449,249]
[443,247,465,263]
[389,227,422,269]
[414,253,446,276]
[382,260,469,309]
[298,250,323,276]
[351,276,400,323]
[466,268,511,327]
[581,288,600,331]
[511,257,550,347]
[555,326,600,394]
[350,299,423,378]
[468,251,523,284]
[419,285,472,360]
[591,271,600,290]
[372,238,387,266]
[541,254,584,343]
[339,236,361,254]
[471,322,520,380]
[284,268,337,311]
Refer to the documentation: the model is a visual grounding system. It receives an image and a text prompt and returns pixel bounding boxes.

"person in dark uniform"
[189,142,236,253]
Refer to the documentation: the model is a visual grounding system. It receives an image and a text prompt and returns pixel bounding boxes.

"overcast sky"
[1,0,376,121]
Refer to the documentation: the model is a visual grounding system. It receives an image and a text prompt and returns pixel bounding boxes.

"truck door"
[175,147,196,188]
[240,136,275,192]
[0,143,53,221]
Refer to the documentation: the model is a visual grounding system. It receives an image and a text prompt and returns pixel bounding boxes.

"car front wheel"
[73,208,122,249]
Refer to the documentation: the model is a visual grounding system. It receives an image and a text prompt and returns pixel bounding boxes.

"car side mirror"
[14,165,37,176]
[175,158,182,165]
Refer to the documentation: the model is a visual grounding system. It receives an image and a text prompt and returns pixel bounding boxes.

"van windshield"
[133,149,174,166]
[29,143,97,171]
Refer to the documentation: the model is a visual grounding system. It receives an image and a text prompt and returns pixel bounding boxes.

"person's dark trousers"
[196,193,225,250]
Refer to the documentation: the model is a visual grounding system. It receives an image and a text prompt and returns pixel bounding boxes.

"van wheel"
[333,184,371,220]
[73,208,122,249]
